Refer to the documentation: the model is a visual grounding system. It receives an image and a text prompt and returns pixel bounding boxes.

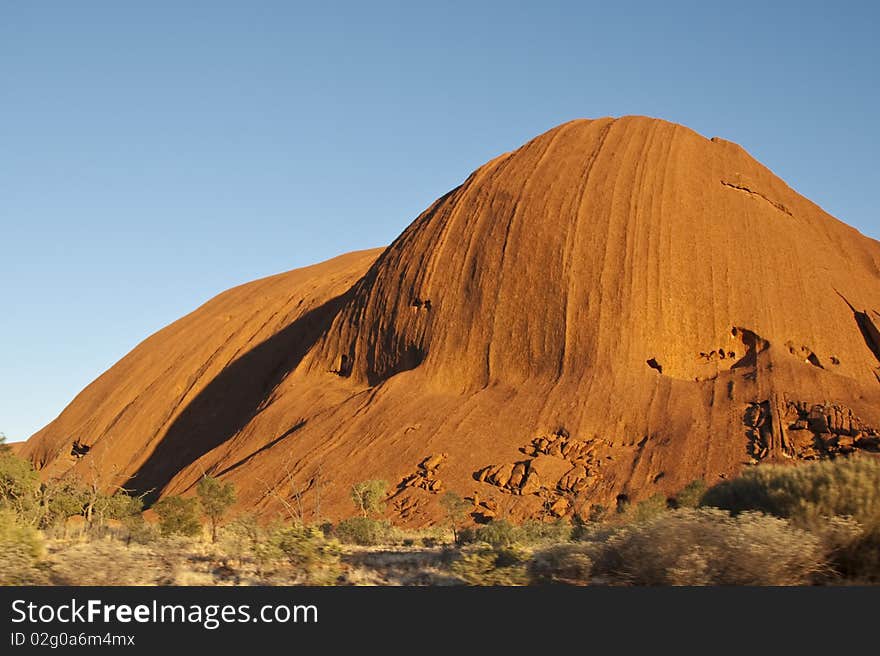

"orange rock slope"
[21,116,880,523]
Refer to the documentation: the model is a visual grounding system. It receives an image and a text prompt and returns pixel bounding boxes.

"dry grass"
[36,533,458,586]
[579,508,826,585]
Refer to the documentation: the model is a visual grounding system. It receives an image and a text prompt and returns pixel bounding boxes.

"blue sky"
[1,1,878,441]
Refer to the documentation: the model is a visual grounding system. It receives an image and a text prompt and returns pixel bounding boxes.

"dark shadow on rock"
[213,418,307,479]
[730,326,767,370]
[836,291,880,367]
[126,290,354,503]
[366,343,427,387]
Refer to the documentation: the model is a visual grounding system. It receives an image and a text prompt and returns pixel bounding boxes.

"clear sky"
[1,1,878,442]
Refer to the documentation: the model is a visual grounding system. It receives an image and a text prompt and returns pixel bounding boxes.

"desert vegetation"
[2,436,879,586]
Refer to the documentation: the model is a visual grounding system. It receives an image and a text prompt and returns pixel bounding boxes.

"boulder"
[520,470,542,495]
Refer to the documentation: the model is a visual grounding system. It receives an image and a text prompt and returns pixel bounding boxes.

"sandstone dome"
[21,116,880,523]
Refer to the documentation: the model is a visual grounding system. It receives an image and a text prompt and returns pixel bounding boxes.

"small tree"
[39,478,88,532]
[153,496,202,537]
[440,491,471,543]
[196,475,236,543]
[0,438,40,520]
[350,479,387,517]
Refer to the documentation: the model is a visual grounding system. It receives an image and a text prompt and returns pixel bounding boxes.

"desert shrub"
[34,479,142,532]
[630,493,669,523]
[475,519,518,548]
[587,504,608,523]
[702,457,880,527]
[350,479,388,517]
[518,518,573,544]
[378,522,447,547]
[214,515,266,572]
[451,546,529,585]
[275,525,331,567]
[40,479,88,528]
[122,514,155,545]
[251,529,286,573]
[334,517,390,546]
[98,493,143,522]
[571,519,620,545]
[0,508,46,584]
[240,523,342,583]
[273,525,342,585]
[0,445,40,518]
[153,496,202,537]
[587,508,825,585]
[196,476,236,543]
[455,525,477,546]
[223,513,262,558]
[570,521,589,541]
[673,480,707,509]
[811,517,880,583]
[528,544,593,585]
[457,519,570,547]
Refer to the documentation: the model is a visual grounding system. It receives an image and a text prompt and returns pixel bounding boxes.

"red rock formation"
[20,116,880,524]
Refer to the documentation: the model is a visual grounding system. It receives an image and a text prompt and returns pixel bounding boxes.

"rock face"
[19,116,880,524]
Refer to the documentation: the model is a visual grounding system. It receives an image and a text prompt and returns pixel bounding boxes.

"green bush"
[121,514,155,545]
[41,479,87,528]
[251,528,286,574]
[0,508,46,584]
[153,496,202,537]
[518,519,573,544]
[630,493,669,523]
[456,519,568,547]
[528,544,593,585]
[587,508,825,585]
[451,546,529,585]
[673,480,707,509]
[455,525,477,546]
[0,444,39,518]
[350,479,388,517]
[702,457,880,527]
[273,525,342,585]
[475,519,518,548]
[98,493,143,521]
[334,517,390,546]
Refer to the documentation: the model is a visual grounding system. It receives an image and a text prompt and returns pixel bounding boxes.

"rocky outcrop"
[398,453,447,494]
[782,402,880,459]
[473,432,608,518]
